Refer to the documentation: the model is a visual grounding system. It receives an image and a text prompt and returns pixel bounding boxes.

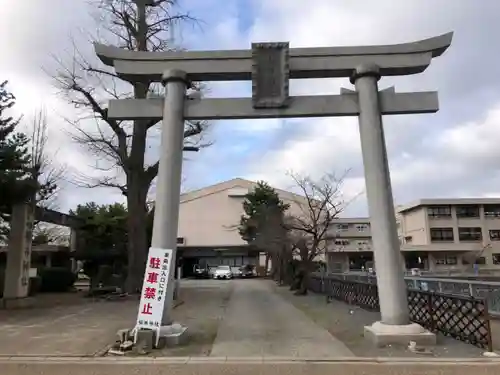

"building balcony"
[327,242,372,252]
[400,243,484,252]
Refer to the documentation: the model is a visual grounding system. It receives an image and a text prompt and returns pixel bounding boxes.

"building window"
[435,255,458,265]
[336,224,349,231]
[493,254,500,265]
[485,205,500,218]
[430,228,454,242]
[463,256,486,265]
[490,230,500,241]
[456,205,480,218]
[475,257,486,265]
[356,224,369,232]
[427,206,452,219]
[446,256,458,265]
[334,239,350,246]
[356,241,370,250]
[458,227,482,241]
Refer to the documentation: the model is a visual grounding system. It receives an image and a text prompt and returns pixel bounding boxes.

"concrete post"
[3,203,34,300]
[69,228,78,252]
[69,229,79,273]
[350,64,409,326]
[151,69,188,326]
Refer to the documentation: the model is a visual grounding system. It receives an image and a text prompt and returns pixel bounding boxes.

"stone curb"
[1,356,500,364]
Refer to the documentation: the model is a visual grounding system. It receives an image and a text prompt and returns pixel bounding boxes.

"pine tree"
[238,181,288,243]
[238,181,290,281]
[0,81,36,240]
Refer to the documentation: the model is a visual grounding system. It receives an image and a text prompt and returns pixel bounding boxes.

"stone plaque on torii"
[95,32,453,346]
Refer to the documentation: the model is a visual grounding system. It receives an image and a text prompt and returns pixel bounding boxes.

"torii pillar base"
[364,321,436,347]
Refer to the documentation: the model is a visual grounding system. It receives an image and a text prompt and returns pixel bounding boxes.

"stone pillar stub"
[69,228,78,252]
[3,203,34,299]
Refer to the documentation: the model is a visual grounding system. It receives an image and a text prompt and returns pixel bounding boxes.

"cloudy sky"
[1,0,499,217]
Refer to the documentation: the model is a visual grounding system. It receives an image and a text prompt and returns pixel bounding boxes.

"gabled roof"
[180,177,309,204]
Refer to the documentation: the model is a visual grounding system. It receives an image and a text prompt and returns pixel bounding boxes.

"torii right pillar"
[351,63,436,346]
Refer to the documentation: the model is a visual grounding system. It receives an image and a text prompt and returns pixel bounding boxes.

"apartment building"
[326,218,374,272]
[325,198,500,273]
[396,198,500,272]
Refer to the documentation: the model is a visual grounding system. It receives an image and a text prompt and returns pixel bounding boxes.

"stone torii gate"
[95,32,453,346]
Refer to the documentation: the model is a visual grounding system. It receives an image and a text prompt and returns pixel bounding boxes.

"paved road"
[2,358,500,375]
[210,279,354,358]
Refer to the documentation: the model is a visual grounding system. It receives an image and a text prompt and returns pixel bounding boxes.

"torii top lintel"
[94,32,453,82]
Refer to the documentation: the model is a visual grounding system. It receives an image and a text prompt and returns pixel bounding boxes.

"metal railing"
[309,275,493,350]
[321,272,500,317]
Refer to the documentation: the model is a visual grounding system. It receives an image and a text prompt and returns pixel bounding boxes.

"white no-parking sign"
[135,247,173,333]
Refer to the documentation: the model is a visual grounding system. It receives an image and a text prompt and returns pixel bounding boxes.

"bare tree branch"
[285,170,356,262]
[28,108,67,232]
[47,0,211,293]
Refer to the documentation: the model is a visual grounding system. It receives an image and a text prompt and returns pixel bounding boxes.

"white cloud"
[434,105,500,164]
[246,117,360,181]
[2,0,500,218]
[236,0,500,215]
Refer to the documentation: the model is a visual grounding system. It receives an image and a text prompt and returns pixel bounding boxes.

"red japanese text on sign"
[147,272,158,284]
[149,257,161,269]
[144,287,156,299]
[141,303,153,315]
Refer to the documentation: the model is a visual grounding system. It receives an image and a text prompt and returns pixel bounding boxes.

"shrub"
[39,267,76,293]
[28,276,42,296]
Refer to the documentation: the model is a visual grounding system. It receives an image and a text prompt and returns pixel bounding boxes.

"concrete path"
[210,279,354,358]
[2,357,500,375]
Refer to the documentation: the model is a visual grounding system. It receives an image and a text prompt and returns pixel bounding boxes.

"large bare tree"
[28,108,68,244]
[51,0,208,292]
[29,108,65,211]
[285,172,350,294]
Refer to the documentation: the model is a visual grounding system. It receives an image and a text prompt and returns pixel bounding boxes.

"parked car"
[231,266,242,278]
[208,266,216,278]
[213,265,233,279]
[193,265,210,279]
[240,264,256,278]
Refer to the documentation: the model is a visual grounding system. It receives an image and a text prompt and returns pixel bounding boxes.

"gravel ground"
[273,284,487,358]
[0,296,137,356]
[0,281,232,358]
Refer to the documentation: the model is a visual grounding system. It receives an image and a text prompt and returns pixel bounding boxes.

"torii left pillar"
[2,203,35,309]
